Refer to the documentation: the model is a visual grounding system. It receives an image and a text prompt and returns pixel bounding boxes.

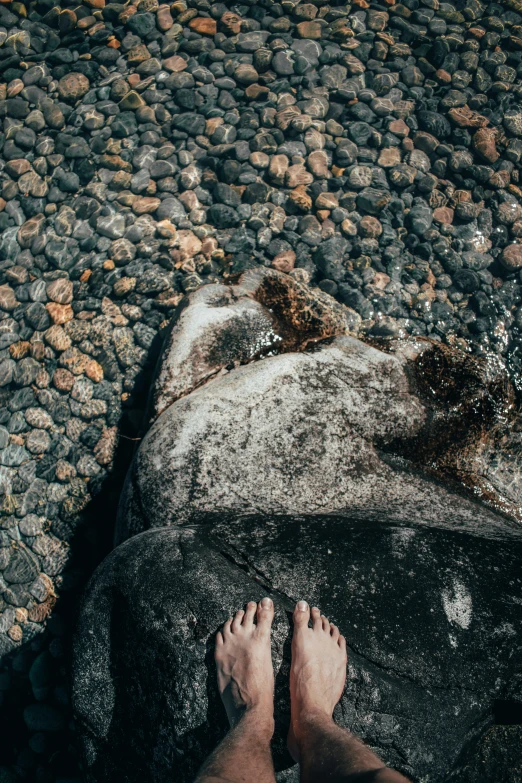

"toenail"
[261,597,272,608]
[297,601,308,611]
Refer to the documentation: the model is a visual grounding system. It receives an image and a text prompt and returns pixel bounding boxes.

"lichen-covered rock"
[149,268,359,422]
[118,332,521,544]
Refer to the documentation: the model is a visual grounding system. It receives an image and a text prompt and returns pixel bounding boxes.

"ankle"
[241,704,275,738]
[291,708,334,740]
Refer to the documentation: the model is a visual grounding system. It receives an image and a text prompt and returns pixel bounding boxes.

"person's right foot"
[215,598,275,730]
[288,601,347,762]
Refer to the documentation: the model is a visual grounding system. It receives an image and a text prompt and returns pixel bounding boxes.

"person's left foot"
[215,598,275,728]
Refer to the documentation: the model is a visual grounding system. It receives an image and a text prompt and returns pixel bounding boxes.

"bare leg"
[288,602,410,783]
[195,598,276,783]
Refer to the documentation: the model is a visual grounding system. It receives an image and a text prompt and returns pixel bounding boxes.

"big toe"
[256,597,274,633]
[293,600,310,630]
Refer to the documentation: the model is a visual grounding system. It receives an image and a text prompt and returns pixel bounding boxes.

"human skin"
[194,599,410,783]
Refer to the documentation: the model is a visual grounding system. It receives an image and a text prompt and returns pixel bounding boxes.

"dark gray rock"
[272,51,295,77]
[292,40,321,68]
[313,236,349,281]
[0,227,21,261]
[126,12,156,37]
[14,357,41,387]
[72,517,522,783]
[172,113,206,137]
[417,111,451,138]
[25,302,51,331]
[407,202,433,236]
[4,541,39,584]
[0,359,16,387]
[207,203,239,228]
[155,198,186,222]
[356,188,392,215]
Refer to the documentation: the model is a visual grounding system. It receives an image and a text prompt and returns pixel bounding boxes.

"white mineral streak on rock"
[442,579,473,630]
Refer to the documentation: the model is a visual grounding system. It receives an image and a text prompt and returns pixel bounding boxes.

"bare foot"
[288,601,347,761]
[215,598,275,730]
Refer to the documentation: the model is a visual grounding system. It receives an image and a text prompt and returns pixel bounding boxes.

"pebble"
[501,244,522,270]
[0,285,18,312]
[46,279,73,305]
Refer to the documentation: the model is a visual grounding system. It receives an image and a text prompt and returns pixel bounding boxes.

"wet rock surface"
[73,517,522,783]
[0,0,522,779]
[118,270,522,544]
[149,266,358,421]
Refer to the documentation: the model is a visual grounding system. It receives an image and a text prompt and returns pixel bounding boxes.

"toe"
[223,617,233,637]
[311,606,322,630]
[243,601,257,626]
[256,597,274,634]
[339,634,347,652]
[232,609,245,631]
[330,623,340,641]
[293,600,310,629]
[321,614,329,632]
[215,631,224,651]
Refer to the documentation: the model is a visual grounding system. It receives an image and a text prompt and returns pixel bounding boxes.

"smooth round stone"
[236,31,270,53]
[57,72,89,102]
[28,280,47,303]
[126,12,156,37]
[1,443,29,467]
[0,284,18,312]
[46,278,73,305]
[234,64,258,85]
[19,514,44,536]
[348,166,373,189]
[14,358,41,388]
[407,203,434,236]
[25,303,51,331]
[272,51,295,76]
[504,109,522,137]
[417,110,451,138]
[501,244,522,270]
[454,269,480,293]
[389,163,417,187]
[25,408,53,429]
[292,39,322,66]
[348,121,372,145]
[29,651,53,700]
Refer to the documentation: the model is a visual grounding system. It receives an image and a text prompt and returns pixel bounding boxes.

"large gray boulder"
[116,269,521,544]
[72,516,522,783]
[118,330,521,543]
